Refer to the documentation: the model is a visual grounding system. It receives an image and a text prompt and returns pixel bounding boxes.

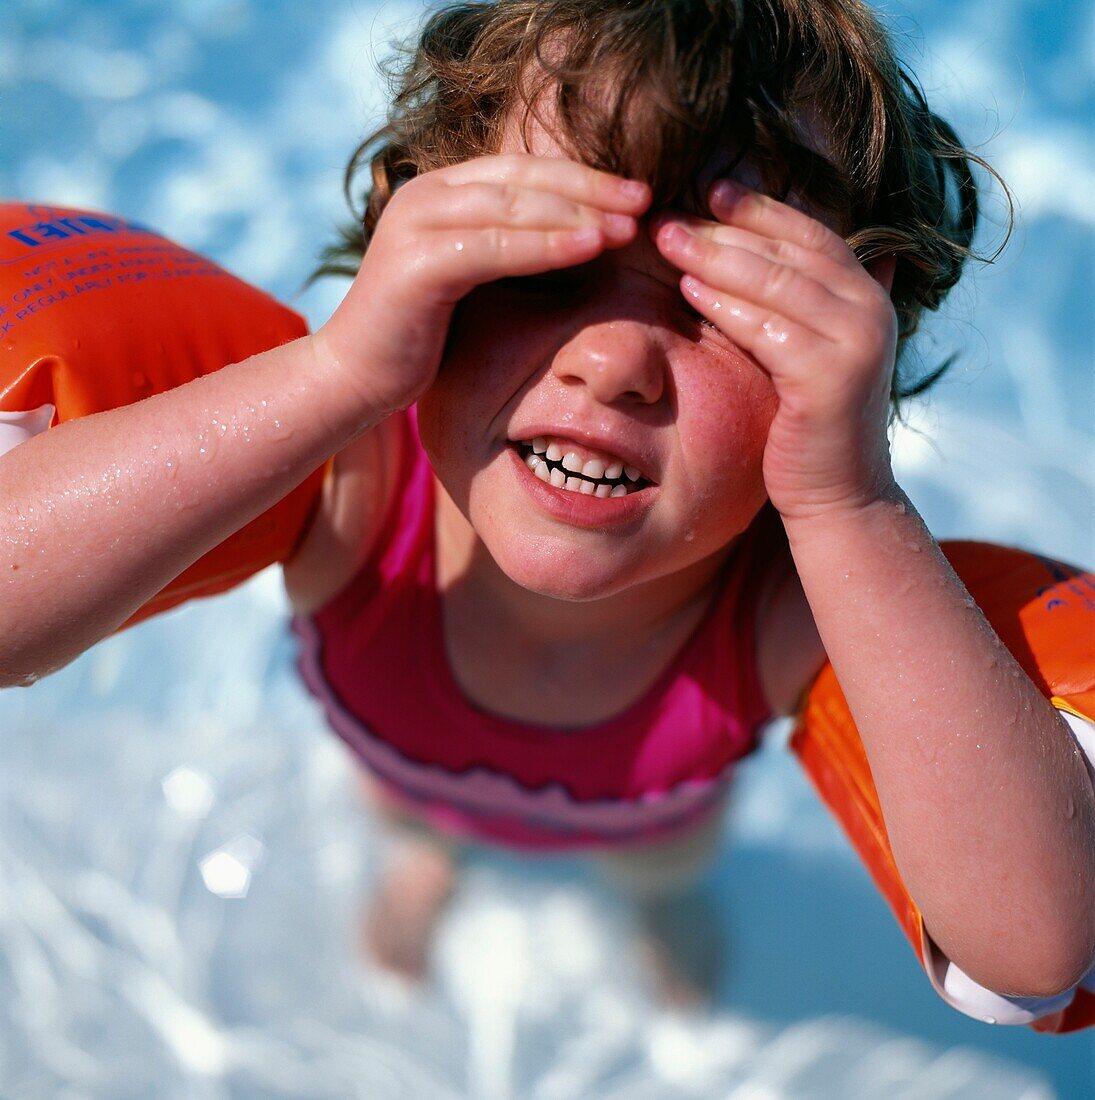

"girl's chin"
[484,520,749,607]
[488,541,643,603]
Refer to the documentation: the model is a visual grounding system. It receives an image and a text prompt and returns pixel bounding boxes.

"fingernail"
[620,179,649,202]
[711,179,744,206]
[660,222,689,247]
[570,227,602,246]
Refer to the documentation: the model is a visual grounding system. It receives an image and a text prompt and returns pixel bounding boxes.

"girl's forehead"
[498,94,568,158]
[499,101,734,210]
[500,93,837,229]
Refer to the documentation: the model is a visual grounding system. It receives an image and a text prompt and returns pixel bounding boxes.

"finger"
[439,153,651,214]
[679,274,824,383]
[419,180,638,245]
[654,212,867,301]
[708,180,856,267]
[427,225,609,303]
[656,222,848,340]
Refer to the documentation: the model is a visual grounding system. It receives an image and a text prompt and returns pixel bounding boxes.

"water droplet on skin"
[265,419,295,443]
[761,321,789,345]
[907,542,922,553]
[895,501,906,515]
[454,241,464,252]
[684,530,695,542]
[1066,798,1076,819]
[165,459,178,479]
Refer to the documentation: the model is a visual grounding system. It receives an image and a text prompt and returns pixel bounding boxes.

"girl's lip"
[506,444,657,529]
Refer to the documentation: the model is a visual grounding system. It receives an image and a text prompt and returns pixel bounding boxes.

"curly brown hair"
[313,0,1011,403]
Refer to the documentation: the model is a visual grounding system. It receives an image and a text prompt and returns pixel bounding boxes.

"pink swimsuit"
[294,410,774,850]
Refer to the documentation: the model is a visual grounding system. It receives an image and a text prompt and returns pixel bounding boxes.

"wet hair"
[313,0,1012,405]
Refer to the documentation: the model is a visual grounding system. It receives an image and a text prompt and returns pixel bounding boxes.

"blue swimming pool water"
[1,2,1092,1097]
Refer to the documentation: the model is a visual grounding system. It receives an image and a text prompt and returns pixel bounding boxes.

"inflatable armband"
[791,542,1095,1033]
[0,202,324,624]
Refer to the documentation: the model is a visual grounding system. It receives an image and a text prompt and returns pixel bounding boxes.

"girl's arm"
[282,413,405,614]
[654,180,1095,1000]
[0,335,383,686]
[1,156,651,686]
[782,497,1095,999]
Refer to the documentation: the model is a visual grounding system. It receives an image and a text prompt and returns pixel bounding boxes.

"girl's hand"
[316,155,651,417]
[652,181,899,522]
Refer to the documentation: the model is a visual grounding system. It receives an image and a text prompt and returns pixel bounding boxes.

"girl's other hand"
[315,155,651,418]
[651,181,899,523]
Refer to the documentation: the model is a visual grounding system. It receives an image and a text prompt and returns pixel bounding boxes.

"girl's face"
[416,127,779,603]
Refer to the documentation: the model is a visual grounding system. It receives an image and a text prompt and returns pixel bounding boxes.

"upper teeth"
[527,437,643,484]
[518,438,646,499]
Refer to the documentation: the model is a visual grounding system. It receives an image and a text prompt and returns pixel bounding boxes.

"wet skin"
[416,234,778,608]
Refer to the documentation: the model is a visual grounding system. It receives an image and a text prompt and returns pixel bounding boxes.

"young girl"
[2,0,1093,1025]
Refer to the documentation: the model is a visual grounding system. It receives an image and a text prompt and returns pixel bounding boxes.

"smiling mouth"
[512,437,652,498]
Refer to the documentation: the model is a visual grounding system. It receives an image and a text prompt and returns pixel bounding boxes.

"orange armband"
[790,541,1095,1033]
[0,201,325,625]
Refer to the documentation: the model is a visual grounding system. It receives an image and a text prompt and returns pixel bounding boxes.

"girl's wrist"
[306,328,402,438]
[778,482,933,592]
[770,468,903,533]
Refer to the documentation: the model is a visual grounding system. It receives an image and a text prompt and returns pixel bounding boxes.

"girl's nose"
[549,320,666,406]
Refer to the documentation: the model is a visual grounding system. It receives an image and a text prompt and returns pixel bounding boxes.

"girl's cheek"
[683,354,776,463]
[675,356,776,541]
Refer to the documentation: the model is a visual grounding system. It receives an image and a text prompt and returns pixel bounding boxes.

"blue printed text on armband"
[7,212,150,250]
[1034,556,1095,614]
